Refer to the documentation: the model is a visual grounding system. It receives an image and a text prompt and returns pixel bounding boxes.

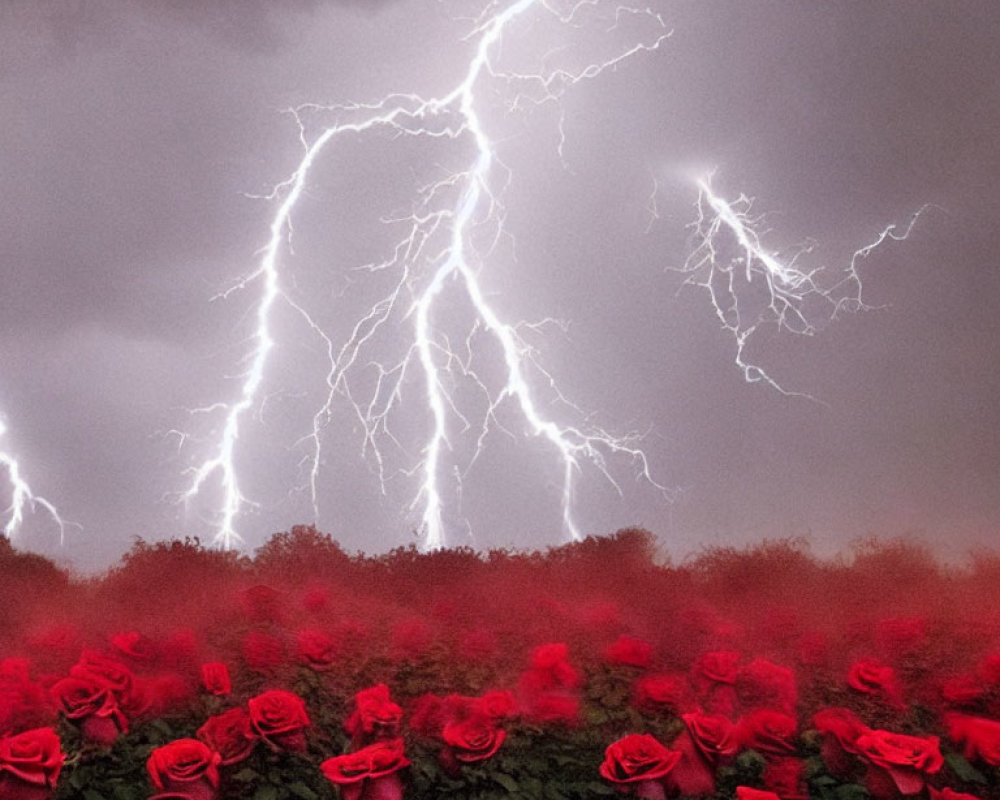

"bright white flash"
[178,1,671,550]
[681,173,929,396]
[0,417,69,544]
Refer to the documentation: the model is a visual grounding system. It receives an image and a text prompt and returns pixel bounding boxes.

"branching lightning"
[680,172,929,397]
[178,1,672,550]
[0,416,70,544]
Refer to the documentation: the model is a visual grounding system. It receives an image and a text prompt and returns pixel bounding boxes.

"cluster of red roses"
[6,532,1000,798]
[598,643,1000,800]
[146,686,310,799]
[144,681,413,800]
[144,680,520,800]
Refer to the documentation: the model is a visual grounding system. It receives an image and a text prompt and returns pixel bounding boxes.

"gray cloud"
[2,0,999,570]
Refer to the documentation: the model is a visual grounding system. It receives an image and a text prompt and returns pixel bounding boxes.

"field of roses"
[3,527,1000,800]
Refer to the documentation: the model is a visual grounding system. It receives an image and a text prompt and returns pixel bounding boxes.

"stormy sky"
[1,0,998,572]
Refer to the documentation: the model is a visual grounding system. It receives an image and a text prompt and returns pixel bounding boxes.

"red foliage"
[3,530,1000,797]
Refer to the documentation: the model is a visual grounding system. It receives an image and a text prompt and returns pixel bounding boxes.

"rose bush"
[1,531,1000,798]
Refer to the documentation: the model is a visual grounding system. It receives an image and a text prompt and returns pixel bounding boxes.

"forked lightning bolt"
[681,173,929,396]
[178,1,671,549]
[0,416,70,543]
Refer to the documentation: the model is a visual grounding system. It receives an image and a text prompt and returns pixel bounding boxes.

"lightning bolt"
[177,1,672,550]
[0,416,70,544]
[680,172,929,397]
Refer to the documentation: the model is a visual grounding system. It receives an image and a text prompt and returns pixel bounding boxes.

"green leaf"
[83,791,106,800]
[232,767,262,782]
[252,785,279,800]
[492,773,520,793]
[288,781,320,800]
[834,783,870,800]
[584,708,609,726]
[112,784,137,800]
[586,781,618,796]
[945,752,987,784]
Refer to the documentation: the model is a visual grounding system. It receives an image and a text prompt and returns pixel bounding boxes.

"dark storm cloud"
[1,1,999,570]
[0,0,404,65]
[146,0,407,53]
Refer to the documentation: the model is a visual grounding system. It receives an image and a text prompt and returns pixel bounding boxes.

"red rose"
[345,685,402,744]
[0,727,64,795]
[600,734,682,784]
[634,673,689,713]
[604,636,653,668]
[735,710,798,756]
[692,651,740,716]
[296,629,339,671]
[813,708,869,752]
[668,712,735,796]
[147,739,220,800]
[683,711,738,763]
[854,729,942,797]
[321,739,409,800]
[442,714,506,763]
[813,707,870,778]
[49,676,127,745]
[196,708,257,765]
[519,645,581,726]
[199,663,231,697]
[847,660,903,708]
[247,690,310,752]
[944,713,1000,766]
